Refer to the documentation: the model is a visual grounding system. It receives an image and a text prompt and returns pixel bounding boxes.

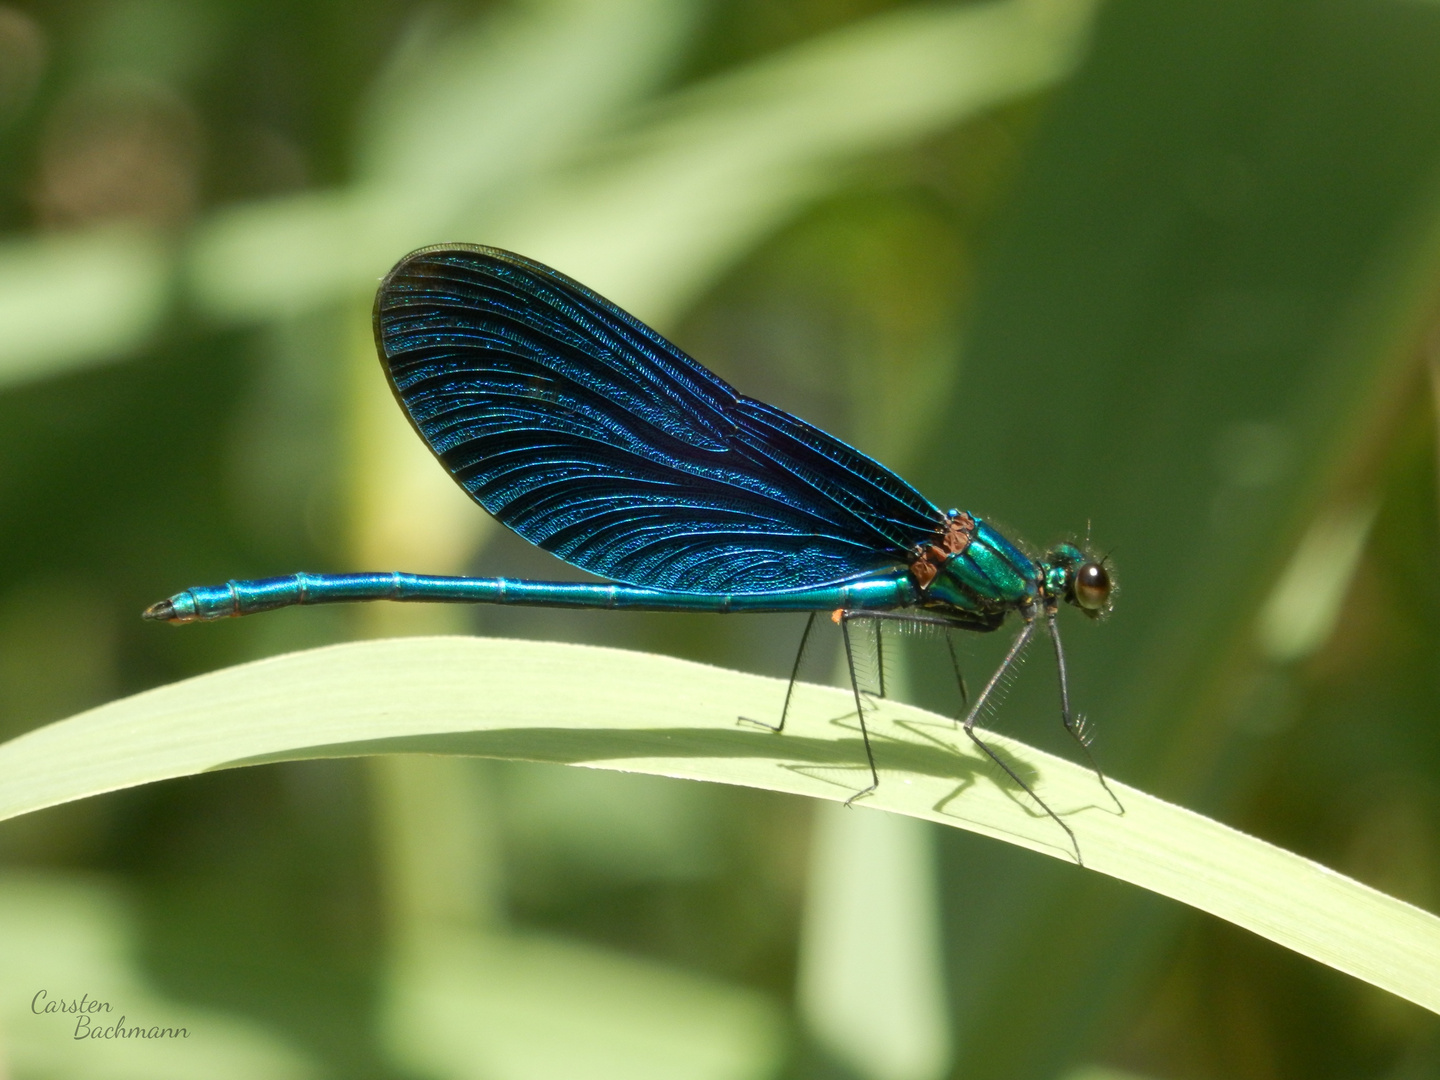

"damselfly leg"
[839,611,880,803]
[739,611,820,733]
[959,613,1082,864]
[1044,603,1124,815]
[834,610,965,805]
[745,609,930,804]
[944,628,968,708]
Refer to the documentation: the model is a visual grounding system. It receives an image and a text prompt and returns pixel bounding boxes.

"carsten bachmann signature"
[31,990,189,1040]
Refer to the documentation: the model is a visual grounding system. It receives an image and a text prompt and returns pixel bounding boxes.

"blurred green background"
[2,0,1440,1077]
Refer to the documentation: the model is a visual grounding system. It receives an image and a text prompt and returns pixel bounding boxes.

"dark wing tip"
[373,243,500,346]
[371,244,568,371]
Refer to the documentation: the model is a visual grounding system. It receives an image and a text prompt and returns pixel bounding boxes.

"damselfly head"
[1043,543,1114,618]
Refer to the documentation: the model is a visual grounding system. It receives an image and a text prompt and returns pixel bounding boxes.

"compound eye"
[1073,562,1111,611]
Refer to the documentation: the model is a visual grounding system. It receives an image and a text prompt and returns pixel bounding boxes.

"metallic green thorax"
[917,519,1097,627]
[921,515,1038,620]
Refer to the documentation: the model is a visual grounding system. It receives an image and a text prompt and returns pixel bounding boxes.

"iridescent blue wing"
[374,245,941,594]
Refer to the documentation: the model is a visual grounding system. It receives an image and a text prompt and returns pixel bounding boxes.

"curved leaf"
[0,637,1435,1013]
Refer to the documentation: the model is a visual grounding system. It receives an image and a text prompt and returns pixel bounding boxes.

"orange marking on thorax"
[908,511,976,591]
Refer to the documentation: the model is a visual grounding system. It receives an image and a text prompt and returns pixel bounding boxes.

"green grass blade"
[186,0,1093,323]
[1,636,1436,1013]
[486,0,1098,323]
[0,227,169,389]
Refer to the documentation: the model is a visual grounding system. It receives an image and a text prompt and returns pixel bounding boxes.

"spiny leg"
[843,610,971,710]
[1045,605,1124,814]
[874,614,887,699]
[944,629,969,709]
[739,611,818,733]
[840,612,880,804]
[960,616,1081,864]
[839,610,956,631]
[748,613,950,743]
[842,609,960,701]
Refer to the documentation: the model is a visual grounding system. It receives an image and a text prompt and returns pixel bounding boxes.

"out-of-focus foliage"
[1,0,1439,1078]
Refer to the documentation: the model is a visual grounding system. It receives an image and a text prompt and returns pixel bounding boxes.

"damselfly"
[145,245,1120,859]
